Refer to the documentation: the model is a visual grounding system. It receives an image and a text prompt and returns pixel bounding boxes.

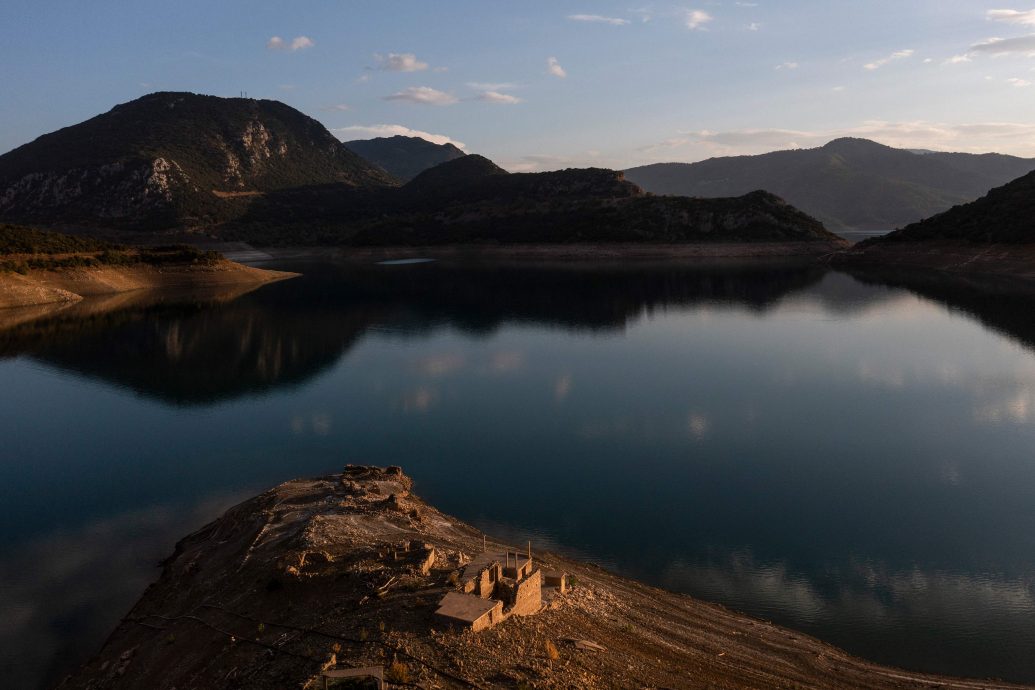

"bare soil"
[58,467,1029,690]
[0,260,296,309]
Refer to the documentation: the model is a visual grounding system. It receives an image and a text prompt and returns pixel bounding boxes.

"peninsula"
[59,466,1026,690]
[0,224,294,309]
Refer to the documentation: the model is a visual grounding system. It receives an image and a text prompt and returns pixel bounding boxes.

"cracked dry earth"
[59,467,1029,690]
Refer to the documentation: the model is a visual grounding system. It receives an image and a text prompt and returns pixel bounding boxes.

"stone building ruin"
[434,545,567,632]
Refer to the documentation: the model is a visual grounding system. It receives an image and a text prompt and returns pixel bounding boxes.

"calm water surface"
[3,259,1035,688]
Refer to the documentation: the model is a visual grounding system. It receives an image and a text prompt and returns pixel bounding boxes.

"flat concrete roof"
[435,592,500,623]
[462,551,529,581]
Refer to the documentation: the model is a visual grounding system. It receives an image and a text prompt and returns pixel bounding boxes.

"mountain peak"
[402,154,508,196]
[0,92,393,229]
[820,137,894,154]
[344,135,466,182]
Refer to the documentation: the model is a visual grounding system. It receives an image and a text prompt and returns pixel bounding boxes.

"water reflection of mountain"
[844,266,1035,351]
[0,260,832,405]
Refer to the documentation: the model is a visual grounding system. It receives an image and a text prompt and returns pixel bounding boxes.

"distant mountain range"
[343,135,466,182]
[624,138,1035,236]
[0,93,842,249]
[230,154,841,247]
[0,92,394,229]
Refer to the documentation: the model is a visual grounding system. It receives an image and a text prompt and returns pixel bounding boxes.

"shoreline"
[59,466,1028,689]
[0,260,297,310]
[832,241,1035,281]
[278,241,848,263]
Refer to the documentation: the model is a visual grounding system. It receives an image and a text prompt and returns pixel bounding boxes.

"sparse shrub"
[384,659,409,684]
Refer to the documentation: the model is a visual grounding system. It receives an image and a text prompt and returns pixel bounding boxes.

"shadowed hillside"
[625,138,1035,235]
[0,92,395,229]
[343,135,466,181]
[231,156,843,247]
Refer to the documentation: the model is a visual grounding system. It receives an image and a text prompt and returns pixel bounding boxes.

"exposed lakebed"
[3,258,1035,687]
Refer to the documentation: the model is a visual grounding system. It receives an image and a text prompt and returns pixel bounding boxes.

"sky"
[2,1,1035,171]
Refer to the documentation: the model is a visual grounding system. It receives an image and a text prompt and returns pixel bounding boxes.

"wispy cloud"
[319,103,351,112]
[1007,76,1032,86]
[969,34,1035,56]
[775,62,799,70]
[568,14,629,25]
[267,35,315,52]
[547,56,567,78]
[987,8,1035,26]
[382,86,457,105]
[864,49,914,70]
[684,9,713,30]
[332,124,465,149]
[374,52,429,72]
[474,90,523,104]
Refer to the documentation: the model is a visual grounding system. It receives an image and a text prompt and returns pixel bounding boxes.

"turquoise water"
[3,259,1035,687]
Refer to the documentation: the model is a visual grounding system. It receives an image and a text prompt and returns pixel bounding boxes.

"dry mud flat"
[61,467,1026,690]
[0,260,296,309]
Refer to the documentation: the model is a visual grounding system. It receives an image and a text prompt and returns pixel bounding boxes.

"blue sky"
[2,1,1035,170]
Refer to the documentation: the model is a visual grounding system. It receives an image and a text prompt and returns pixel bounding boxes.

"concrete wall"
[471,600,504,632]
[475,563,502,598]
[509,569,542,617]
[544,570,568,593]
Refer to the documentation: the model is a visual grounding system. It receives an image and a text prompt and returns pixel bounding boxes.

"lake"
[3,258,1035,688]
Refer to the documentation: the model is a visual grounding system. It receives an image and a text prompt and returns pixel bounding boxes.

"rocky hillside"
[0,92,394,229]
[344,135,466,182]
[625,138,1035,235]
[229,156,844,248]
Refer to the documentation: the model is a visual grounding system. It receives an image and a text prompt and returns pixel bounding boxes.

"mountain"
[624,138,1035,235]
[230,156,843,248]
[343,135,466,182]
[0,92,394,229]
[0,93,841,250]
[866,170,1035,243]
[835,171,1035,279]
[399,153,508,199]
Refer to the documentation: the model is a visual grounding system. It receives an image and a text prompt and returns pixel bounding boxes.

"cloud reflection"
[413,353,466,377]
[661,549,1035,636]
[554,374,573,402]
[0,491,251,689]
[400,386,436,412]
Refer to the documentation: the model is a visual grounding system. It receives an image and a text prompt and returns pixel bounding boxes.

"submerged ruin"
[435,546,568,631]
